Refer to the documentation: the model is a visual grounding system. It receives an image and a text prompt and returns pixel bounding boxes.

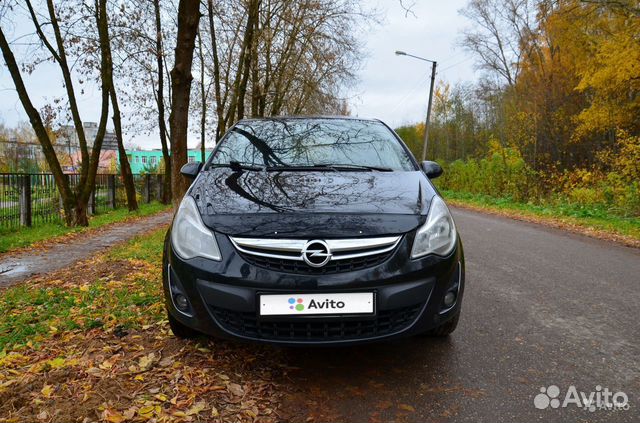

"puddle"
[0,262,28,277]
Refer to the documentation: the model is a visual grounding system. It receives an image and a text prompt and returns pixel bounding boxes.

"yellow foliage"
[547,1,640,140]
[598,130,640,184]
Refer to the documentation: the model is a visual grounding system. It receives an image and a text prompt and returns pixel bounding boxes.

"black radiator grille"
[211,303,423,342]
[239,251,392,274]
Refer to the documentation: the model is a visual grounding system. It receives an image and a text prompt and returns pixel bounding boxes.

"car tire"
[168,312,199,339]
[425,311,460,337]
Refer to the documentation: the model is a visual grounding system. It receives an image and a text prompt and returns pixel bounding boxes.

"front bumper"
[163,229,465,345]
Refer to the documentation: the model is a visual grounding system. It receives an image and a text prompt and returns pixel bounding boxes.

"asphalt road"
[278,207,640,422]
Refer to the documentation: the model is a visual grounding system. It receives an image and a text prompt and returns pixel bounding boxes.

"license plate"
[259,293,374,316]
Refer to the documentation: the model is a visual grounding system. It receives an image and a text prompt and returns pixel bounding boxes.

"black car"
[163,116,464,345]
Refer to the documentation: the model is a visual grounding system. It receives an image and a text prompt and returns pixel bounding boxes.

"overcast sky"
[0,0,477,149]
[352,0,476,125]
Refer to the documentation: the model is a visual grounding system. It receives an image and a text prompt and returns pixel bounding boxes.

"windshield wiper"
[265,165,325,171]
[312,163,394,172]
[209,161,265,172]
[265,163,394,172]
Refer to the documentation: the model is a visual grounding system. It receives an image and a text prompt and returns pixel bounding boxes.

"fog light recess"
[174,294,189,311]
[443,291,456,308]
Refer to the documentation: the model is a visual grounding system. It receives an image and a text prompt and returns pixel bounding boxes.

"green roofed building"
[120,149,212,174]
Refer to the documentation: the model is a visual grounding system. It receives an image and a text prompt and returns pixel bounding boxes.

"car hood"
[190,168,434,237]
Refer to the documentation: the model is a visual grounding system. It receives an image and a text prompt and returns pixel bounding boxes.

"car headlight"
[411,195,457,259]
[171,195,221,261]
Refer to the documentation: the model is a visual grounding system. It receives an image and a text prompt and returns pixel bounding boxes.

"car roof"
[236,115,383,124]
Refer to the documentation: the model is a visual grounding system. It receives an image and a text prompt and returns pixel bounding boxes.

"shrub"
[435,133,639,217]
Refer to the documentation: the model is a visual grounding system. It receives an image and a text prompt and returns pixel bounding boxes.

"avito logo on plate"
[288,297,347,311]
[288,297,305,311]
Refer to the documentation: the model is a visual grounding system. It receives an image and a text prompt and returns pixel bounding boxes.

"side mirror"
[180,161,203,179]
[421,161,443,179]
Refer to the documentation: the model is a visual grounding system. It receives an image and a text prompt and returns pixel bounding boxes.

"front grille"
[211,303,423,342]
[238,250,392,274]
[229,235,402,275]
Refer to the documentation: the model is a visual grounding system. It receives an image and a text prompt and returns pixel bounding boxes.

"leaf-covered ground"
[0,228,289,422]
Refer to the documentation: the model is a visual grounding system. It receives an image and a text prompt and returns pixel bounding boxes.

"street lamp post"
[395,50,437,161]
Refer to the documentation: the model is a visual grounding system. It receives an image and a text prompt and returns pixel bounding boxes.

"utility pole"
[395,51,437,161]
[422,60,437,161]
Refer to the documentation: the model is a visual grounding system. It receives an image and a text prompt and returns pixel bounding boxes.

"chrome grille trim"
[229,235,401,262]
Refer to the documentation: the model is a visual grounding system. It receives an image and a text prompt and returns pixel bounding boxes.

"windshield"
[209,118,416,171]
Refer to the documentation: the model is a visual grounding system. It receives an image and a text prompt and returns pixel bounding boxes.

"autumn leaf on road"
[138,352,156,371]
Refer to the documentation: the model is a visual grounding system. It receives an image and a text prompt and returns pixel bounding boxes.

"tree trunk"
[76,0,113,224]
[74,196,89,226]
[0,24,76,224]
[198,30,207,162]
[169,0,200,205]
[153,0,172,204]
[250,7,261,117]
[95,0,137,211]
[235,0,260,121]
[207,0,224,142]
[111,87,139,211]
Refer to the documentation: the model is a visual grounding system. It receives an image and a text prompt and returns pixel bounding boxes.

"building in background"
[122,149,212,174]
[57,122,119,172]
[57,122,119,152]
[1,121,212,174]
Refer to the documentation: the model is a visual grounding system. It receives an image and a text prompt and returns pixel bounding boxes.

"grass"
[0,201,170,254]
[441,189,640,242]
[0,227,167,350]
[108,226,167,265]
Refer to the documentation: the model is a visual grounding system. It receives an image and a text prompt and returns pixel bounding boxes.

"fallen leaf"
[158,357,173,367]
[103,408,125,423]
[398,404,415,412]
[375,400,393,410]
[227,383,244,397]
[41,384,53,398]
[138,352,156,371]
[86,367,102,377]
[138,405,155,418]
[48,357,66,369]
[99,359,113,370]
[186,401,206,416]
[123,407,137,419]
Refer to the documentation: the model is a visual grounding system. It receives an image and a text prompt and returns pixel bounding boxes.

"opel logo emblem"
[302,240,332,268]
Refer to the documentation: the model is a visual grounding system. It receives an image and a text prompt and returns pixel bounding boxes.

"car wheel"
[168,311,199,339]
[425,311,460,337]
